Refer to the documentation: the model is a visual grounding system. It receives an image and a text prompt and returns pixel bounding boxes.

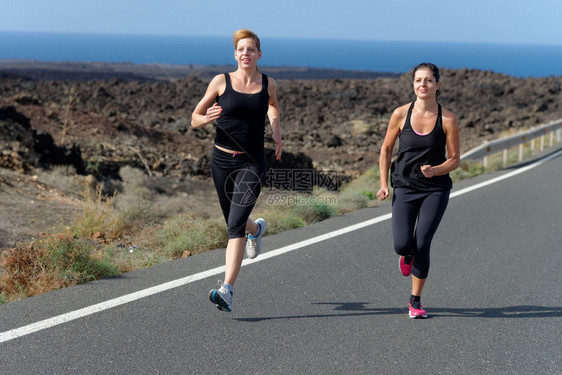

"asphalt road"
[1,149,561,374]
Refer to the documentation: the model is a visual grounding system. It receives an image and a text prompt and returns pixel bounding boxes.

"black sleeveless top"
[390,102,452,192]
[215,73,269,160]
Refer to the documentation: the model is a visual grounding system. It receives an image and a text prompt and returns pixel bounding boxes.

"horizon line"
[1,30,561,48]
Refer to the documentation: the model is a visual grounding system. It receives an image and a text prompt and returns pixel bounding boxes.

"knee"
[394,238,414,256]
[415,239,431,256]
[228,222,246,239]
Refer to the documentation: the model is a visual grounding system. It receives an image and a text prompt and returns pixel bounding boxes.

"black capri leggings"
[211,147,266,239]
[391,187,450,279]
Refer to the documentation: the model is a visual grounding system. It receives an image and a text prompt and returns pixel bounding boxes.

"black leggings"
[391,188,450,279]
[211,147,266,239]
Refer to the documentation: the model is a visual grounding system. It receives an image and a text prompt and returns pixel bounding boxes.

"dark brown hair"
[412,62,441,97]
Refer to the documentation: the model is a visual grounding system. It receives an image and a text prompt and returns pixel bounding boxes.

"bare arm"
[377,106,407,200]
[267,77,283,160]
[191,75,225,129]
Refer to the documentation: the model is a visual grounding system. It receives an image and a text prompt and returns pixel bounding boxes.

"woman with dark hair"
[191,29,283,312]
[377,63,460,318]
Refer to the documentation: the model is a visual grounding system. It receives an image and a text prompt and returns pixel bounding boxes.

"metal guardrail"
[460,119,562,166]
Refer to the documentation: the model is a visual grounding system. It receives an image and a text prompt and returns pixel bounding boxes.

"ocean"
[1,32,561,78]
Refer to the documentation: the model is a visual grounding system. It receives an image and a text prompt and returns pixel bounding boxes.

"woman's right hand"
[377,187,389,201]
[206,103,222,123]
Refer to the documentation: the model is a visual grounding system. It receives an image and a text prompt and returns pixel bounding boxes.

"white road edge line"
[1,149,560,343]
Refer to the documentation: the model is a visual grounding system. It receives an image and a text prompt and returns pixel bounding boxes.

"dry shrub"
[119,166,151,192]
[0,244,54,299]
[72,185,123,238]
[0,234,117,302]
[118,201,158,234]
[36,165,83,197]
[116,166,154,208]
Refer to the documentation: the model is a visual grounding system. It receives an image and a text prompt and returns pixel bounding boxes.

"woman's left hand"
[376,187,389,201]
[421,165,435,178]
[274,138,283,160]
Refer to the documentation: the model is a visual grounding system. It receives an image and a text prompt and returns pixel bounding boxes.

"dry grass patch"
[0,233,117,302]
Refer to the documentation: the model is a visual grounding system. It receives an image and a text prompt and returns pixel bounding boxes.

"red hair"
[232,29,261,51]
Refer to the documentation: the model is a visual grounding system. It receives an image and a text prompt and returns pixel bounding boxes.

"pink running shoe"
[408,300,428,319]
[399,256,414,276]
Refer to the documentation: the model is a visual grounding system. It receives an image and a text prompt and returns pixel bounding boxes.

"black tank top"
[215,73,269,160]
[390,102,452,191]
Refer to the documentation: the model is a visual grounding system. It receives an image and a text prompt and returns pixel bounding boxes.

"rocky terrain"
[1,61,561,248]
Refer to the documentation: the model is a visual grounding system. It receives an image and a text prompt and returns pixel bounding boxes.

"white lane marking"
[0,265,223,344]
[1,149,560,343]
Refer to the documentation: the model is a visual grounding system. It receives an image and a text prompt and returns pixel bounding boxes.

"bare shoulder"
[441,106,459,134]
[391,103,411,120]
[441,106,458,122]
[205,74,226,96]
[209,73,226,87]
[267,75,277,89]
[267,75,278,100]
[384,102,410,132]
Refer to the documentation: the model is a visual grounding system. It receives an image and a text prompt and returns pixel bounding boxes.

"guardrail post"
[460,119,562,167]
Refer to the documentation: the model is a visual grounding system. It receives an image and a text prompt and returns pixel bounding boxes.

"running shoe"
[399,255,414,276]
[209,282,233,312]
[408,300,428,319]
[246,218,267,259]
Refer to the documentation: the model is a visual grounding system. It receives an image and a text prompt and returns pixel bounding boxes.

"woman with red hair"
[192,29,283,312]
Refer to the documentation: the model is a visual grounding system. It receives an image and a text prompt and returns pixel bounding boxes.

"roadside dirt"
[0,168,80,248]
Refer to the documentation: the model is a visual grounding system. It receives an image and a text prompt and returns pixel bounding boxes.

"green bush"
[336,191,370,214]
[118,201,158,233]
[451,161,485,182]
[292,197,337,224]
[155,216,229,258]
[44,235,118,284]
[263,205,305,234]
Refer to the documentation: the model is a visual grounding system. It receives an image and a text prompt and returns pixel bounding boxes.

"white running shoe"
[245,218,267,259]
[208,281,233,312]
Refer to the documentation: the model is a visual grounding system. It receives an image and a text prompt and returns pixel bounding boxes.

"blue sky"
[1,0,561,45]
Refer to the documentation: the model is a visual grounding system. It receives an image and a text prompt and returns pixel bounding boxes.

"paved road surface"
[1,149,561,374]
